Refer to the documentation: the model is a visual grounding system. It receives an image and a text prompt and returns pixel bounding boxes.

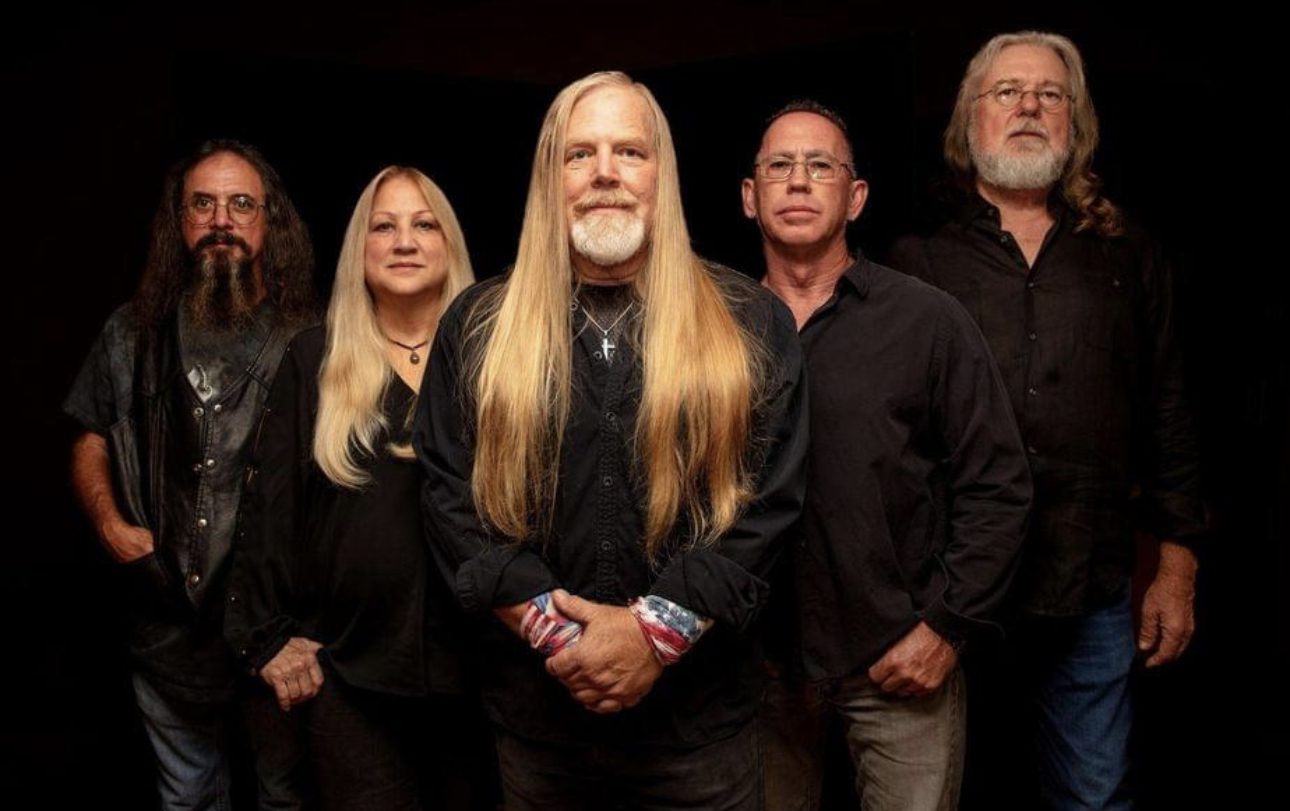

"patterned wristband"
[628,595,713,666]
[520,591,583,656]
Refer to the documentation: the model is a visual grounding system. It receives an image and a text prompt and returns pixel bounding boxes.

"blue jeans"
[1018,591,1136,811]
[132,672,307,810]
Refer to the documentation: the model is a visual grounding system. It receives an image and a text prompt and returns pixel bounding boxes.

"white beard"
[570,210,647,267]
[969,128,1070,191]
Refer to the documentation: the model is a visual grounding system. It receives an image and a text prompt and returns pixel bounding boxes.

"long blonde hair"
[315,166,475,487]
[944,31,1123,236]
[468,71,761,557]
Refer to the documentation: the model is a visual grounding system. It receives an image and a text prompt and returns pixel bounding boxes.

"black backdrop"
[4,2,1284,808]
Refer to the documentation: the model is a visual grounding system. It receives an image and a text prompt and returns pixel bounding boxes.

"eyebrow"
[767,149,842,160]
[371,209,435,217]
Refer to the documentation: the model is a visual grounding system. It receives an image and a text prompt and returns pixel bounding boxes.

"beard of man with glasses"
[64,140,318,811]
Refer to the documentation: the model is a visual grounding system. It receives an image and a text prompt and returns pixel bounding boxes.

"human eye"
[230,195,258,213]
[1039,88,1065,106]
[808,159,836,176]
[619,145,647,161]
[414,218,439,232]
[767,158,793,173]
[190,195,215,211]
[566,147,592,164]
[994,85,1021,103]
[370,219,395,233]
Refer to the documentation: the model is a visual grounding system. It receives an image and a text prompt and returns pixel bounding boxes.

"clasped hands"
[501,590,663,715]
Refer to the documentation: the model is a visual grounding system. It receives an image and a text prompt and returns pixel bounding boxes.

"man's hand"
[1138,541,1198,667]
[867,621,958,697]
[260,637,324,712]
[102,517,155,564]
[545,591,662,714]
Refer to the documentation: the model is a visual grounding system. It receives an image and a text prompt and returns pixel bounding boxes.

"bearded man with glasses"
[746,100,1032,811]
[891,32,1207,811]
[64,139,317,810]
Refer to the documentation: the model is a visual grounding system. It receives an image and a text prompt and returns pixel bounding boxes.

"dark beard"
[183,235,261,329]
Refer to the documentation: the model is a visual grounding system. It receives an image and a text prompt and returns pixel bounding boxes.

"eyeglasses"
[755,156,854,182]
[975,84,1072,111]
[182,194,264,227]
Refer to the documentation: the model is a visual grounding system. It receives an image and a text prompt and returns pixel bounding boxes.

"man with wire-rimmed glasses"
[891,31,1206,811]
[746,100,1032,811]
[64,139,317,810]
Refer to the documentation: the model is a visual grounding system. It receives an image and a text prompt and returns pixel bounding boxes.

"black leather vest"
[133,316,295,610]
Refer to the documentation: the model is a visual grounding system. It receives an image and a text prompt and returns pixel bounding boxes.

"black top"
[225,326,469,697]
[889,196,1206,616]
[415,266,808,746]
[773,256,1032,683]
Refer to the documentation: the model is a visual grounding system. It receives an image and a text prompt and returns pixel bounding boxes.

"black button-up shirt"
[890,197,1205,616]
[772,256,1031,682]
[415,267,808,746]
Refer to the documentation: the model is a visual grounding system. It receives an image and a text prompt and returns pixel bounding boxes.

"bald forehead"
[759,111,853,165]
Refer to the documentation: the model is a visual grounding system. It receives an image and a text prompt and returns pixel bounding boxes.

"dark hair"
[132,139,318,329]
[760,99,858,170]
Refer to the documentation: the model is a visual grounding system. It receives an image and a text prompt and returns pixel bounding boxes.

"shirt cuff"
[649,549,769,632]
[456,546,561,614]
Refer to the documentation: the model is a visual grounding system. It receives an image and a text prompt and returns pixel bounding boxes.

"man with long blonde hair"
[891,32,1206,811]
[416,71,807,809]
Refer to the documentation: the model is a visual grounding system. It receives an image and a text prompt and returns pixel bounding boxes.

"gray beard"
[969,130,1070,191]
[570,210,647,267]
[184,248,260,329]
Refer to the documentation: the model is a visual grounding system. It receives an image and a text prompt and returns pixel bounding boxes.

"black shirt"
[225,327,469,696]
[777,256,1031,682]
[890,197,1205,616]
[414,266,808,746]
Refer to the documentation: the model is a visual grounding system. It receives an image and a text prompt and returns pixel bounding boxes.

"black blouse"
[225,326,470,696]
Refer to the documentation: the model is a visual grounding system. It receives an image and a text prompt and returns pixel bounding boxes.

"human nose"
[210,201,234,229]
[393,223,416,253]
[787,161,812,189]
[591,147,619,186]
[1017,90,1043,115]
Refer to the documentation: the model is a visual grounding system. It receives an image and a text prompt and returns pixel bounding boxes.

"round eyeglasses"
[182,194,265,227]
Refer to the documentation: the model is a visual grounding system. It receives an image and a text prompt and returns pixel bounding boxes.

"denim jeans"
[1018,590,1135,811]
[495,721,762,811]
[132,672,307,811]
[761,667,965,811]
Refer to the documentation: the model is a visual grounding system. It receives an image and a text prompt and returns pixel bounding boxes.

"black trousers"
[304,674,494,811]
[495,721,763,811]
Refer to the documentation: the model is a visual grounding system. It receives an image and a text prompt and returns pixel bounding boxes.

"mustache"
[1009,121,1050,138]
[574,193,638,214]
[193,231,253,254]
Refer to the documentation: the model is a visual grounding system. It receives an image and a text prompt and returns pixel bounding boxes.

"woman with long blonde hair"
[226,167,486,810]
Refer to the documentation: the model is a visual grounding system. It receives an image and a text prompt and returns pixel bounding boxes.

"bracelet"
[628,595,713,666]
[520,591,583,656]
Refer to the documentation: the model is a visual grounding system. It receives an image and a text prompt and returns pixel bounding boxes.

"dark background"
[3,2,1284,808]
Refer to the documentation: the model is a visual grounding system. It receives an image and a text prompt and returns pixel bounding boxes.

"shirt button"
[187,573,201,587]
[196,517,208,528]
[228,594,238,604]
[205,458,216,468]
[1026,281,1036,289]
[1026,445,1038,455]
[193,406,204,418]
[998,234,1009,245]
[1112,278,1121,288]
[605,411,616,422]
[212,403,223,413]
[593,351,603,360]
[192,462,202,472]
[1028,332,1037,341]
[601,541,612,552]
[1027,386,1037,396]
[602,476,613,487]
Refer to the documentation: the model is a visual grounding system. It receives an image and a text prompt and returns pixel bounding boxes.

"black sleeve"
[224,332,319,671]
[649,293,809,632]
[63,304,137,436]
[414,293,561,616]
[919,296,1033,644]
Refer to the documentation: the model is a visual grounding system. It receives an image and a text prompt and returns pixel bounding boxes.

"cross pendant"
[600,335,615,363]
